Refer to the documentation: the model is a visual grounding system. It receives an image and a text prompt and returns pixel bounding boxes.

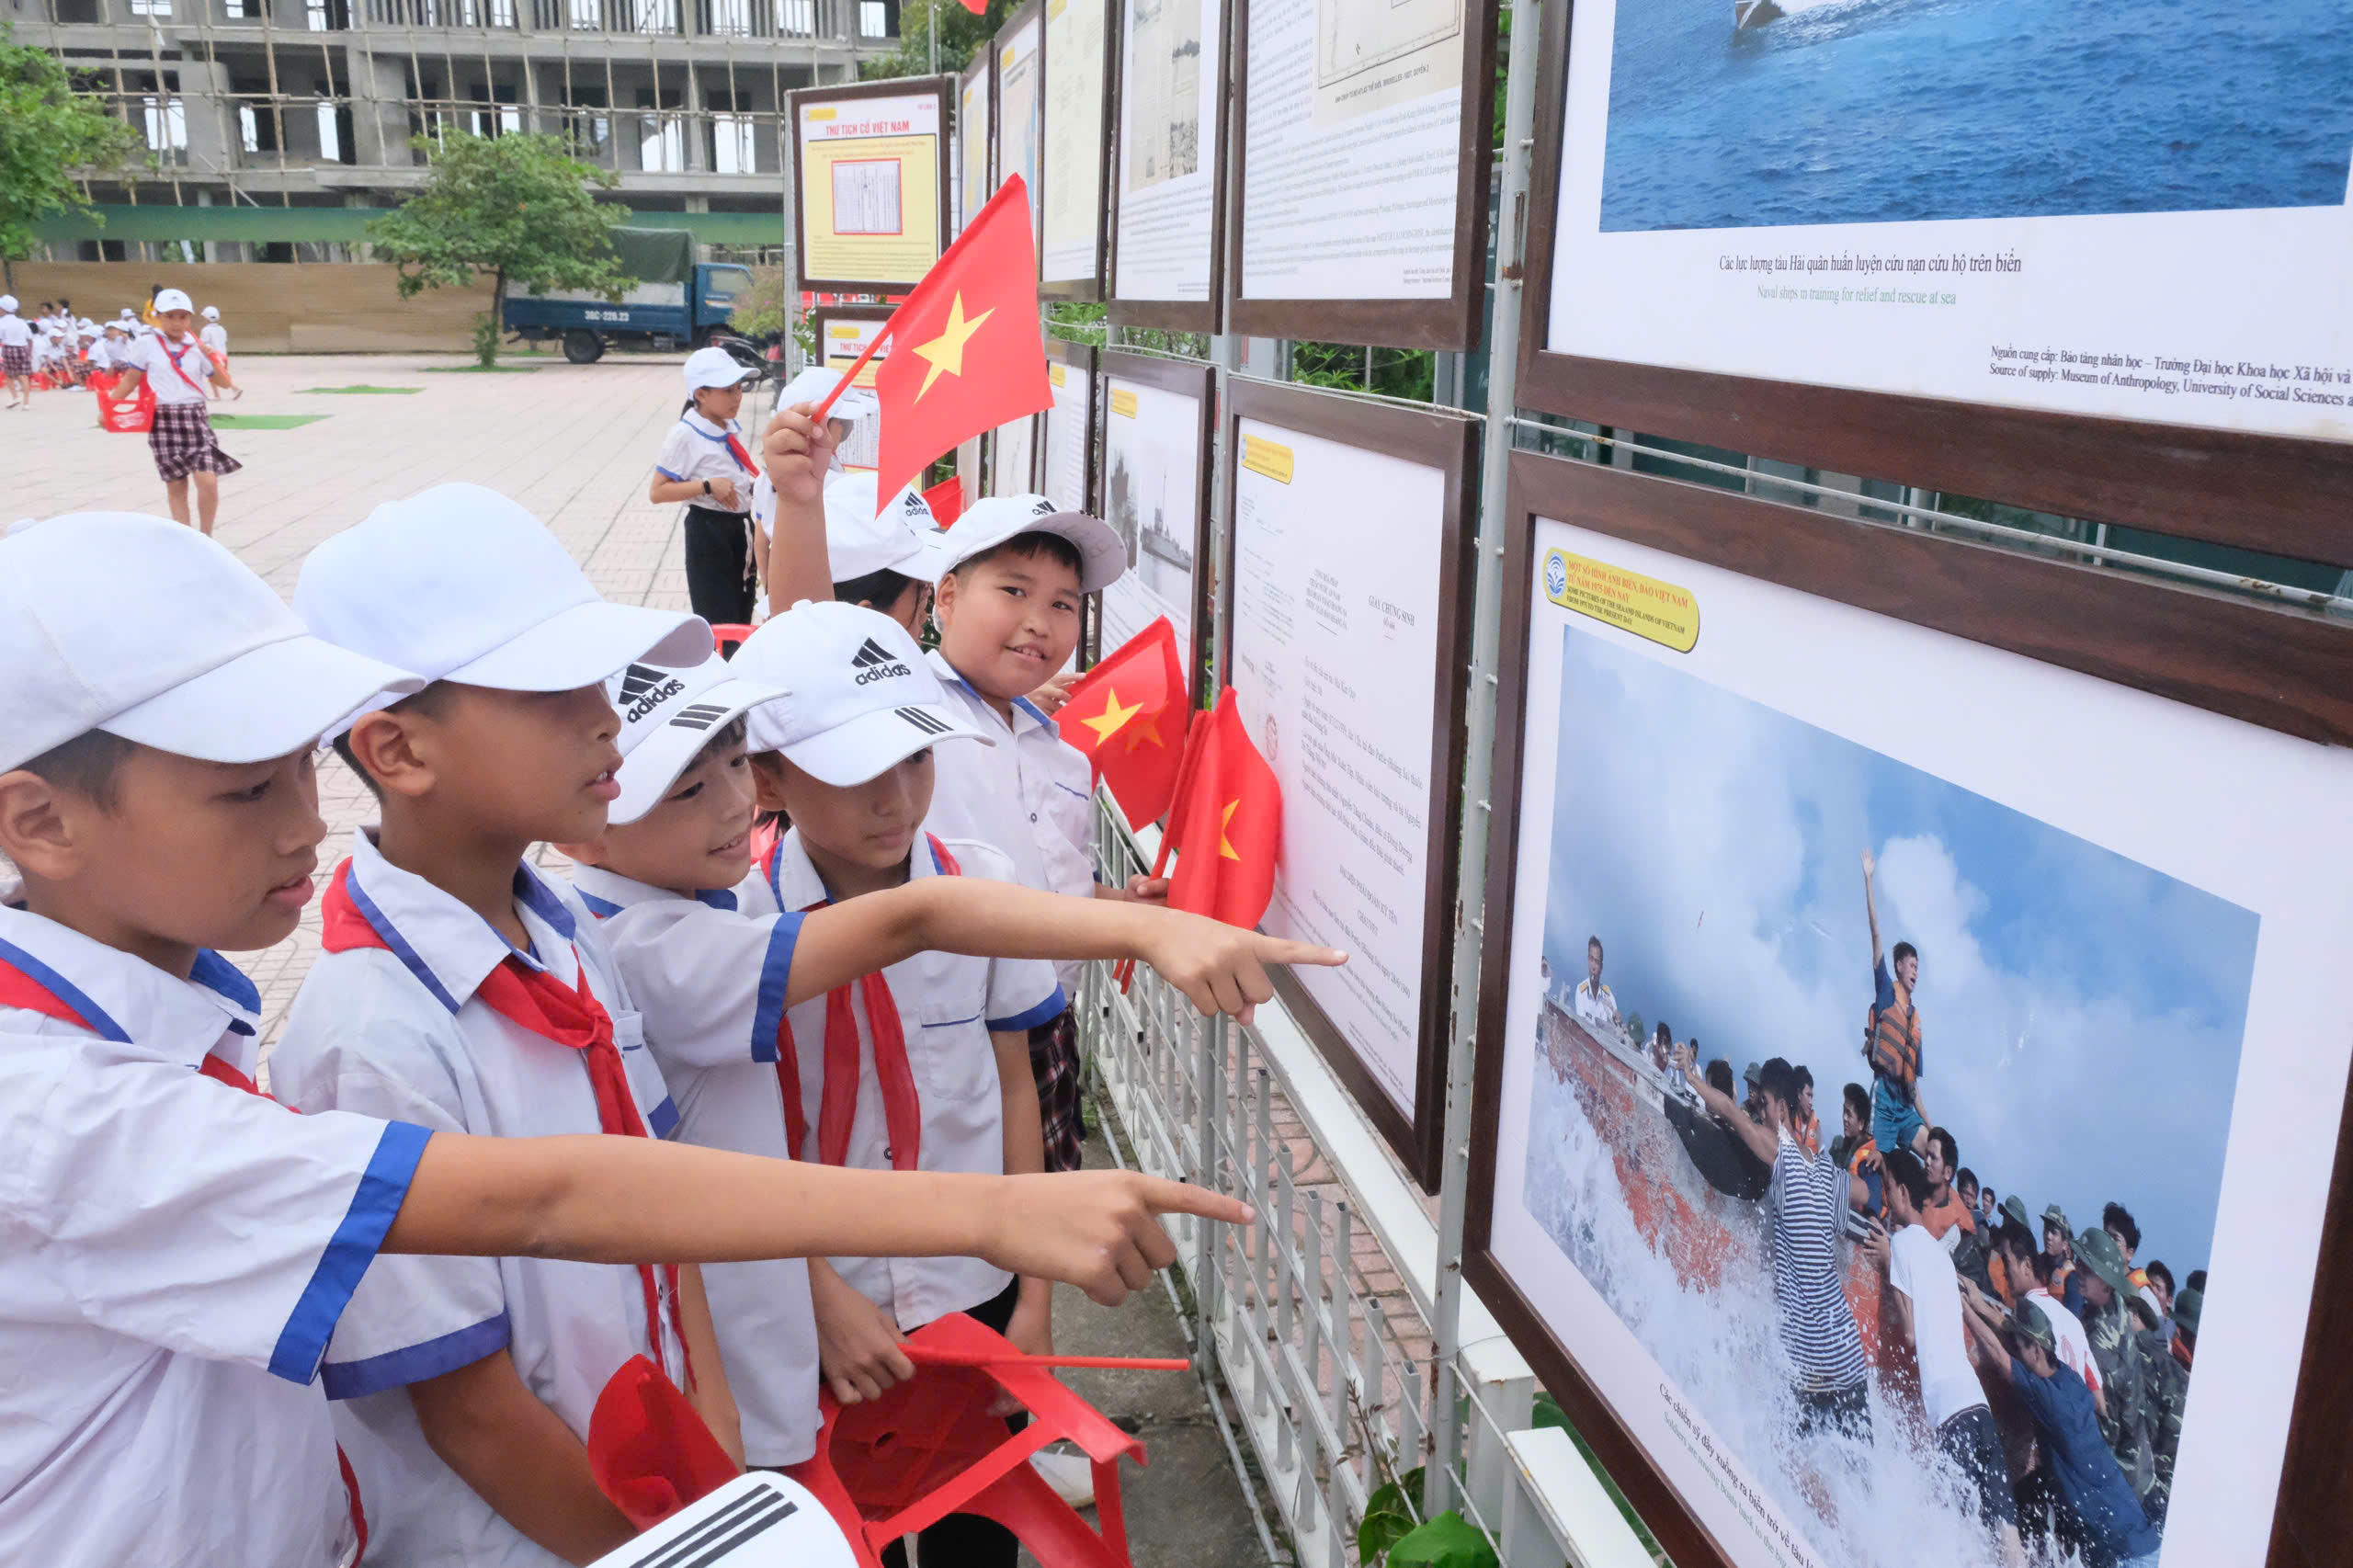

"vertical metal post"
[1424,0,1544,1520]
[1192,1013,1224,1372]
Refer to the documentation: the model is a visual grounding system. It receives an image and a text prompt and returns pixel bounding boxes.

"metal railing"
[1080,803,1438,1567]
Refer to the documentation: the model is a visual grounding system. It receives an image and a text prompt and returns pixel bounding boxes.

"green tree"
[0,25,141,289]
[369,131,632,365]
[861,0,1017,80]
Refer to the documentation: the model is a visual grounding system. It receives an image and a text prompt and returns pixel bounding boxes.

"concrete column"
[346,192,375,260]
[681,65,708,172]
[347,46,413,167]
[178,57,238,178]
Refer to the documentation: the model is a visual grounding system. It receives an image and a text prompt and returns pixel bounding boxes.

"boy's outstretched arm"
[785,877,1347,1024]
[384,1139,1250,1307]
[759,403,837,613]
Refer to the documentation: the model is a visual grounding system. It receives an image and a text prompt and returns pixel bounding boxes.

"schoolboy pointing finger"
[988,1172,1254,1308]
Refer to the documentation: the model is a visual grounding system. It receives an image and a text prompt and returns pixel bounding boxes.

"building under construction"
[7,0,902,261]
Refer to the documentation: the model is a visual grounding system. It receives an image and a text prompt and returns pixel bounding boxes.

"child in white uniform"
[557,608,1341,1494]
[104,287,242,536]
[649,346,765,625]
[0,508,1255,1568]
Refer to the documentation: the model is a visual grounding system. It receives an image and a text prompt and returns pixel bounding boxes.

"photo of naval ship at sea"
[1597,0,2352,230]
[1107,442,1196,605]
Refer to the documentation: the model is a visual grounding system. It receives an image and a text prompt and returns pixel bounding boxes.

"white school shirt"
[199,321,228,356]
[653,409,758,514]
[0,313,28,348]
[0,902,430,1568]
[130,330,216,405]
[747,827,1066,1327]
[567,862,822,1467]
[269,831,683,1568]
[921,648,1097,992]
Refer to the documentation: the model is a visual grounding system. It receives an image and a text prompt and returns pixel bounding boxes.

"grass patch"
[207,414,329,430]
[422,364,540,373]
[301,384,422,395]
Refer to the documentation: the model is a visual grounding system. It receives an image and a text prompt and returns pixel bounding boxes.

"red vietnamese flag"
[1165,689,1281,928]
[871,176,1052,506]
[1062,617,1189,826]
[924,475,966,528]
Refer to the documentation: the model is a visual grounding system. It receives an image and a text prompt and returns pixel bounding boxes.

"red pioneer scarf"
[722,429,760,476]
[766,836,959,1172]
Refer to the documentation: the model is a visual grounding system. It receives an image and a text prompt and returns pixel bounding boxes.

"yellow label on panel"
[1543,549,1699,653]
[1048,0,1067,16]
[1110,387,1139,418]
[826,323,861,340]
[807,107,836,121]
[1051,363,1067,387]
[1241,435,1294,484]
[1001,45,1016,68]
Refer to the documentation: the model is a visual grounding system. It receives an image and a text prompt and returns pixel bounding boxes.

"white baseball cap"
[729,601,991,785]
[779,365,880,422]
[683,345,757,394]
[294,483,710,710]
[604,653,788,824]
[823,472,944,582]
[0,296,16,313]
[937,494,1126,594]
[0,514,424,775]
[153,289,193,313]
[119,308,136,320]
[201,305,221,321]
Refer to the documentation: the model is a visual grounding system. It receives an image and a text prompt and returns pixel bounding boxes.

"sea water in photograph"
[1521,625,2256,1567]
[1598,0,2353,232]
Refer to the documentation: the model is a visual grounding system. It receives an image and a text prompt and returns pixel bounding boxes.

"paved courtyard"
[7,349,702,1044]
[1,350,1279,1565]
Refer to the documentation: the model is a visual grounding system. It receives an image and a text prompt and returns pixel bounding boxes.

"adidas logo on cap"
[667,702,731,732]
[620,663,688,722]
[1029,498,1055,517]
[850,636,912,686]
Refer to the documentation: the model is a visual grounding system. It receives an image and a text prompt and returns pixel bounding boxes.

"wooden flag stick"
[902,1346,1191,1372]
[805,324,891,425]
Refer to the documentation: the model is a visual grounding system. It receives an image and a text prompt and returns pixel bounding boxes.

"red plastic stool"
[710,623,756,658]
[790,1313,1173,1568]
[586,1355,743,1530]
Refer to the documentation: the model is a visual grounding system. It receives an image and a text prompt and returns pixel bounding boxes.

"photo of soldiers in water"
[1521,626,2249,1568]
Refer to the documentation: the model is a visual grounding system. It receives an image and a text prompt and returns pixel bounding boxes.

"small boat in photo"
[1734,0,1785,29]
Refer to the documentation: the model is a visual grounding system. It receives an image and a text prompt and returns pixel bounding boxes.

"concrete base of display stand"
[1499,1426,1653,1568]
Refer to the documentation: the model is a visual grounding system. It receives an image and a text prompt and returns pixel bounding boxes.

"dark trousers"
[879,1276,1025,1568]
[682,505,756,626]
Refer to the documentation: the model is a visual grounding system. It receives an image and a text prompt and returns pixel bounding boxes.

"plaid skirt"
[149,402,243,482]
[1029,1009,1086,1174]
[1,346,28,378]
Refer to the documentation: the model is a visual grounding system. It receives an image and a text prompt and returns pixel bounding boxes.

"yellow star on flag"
[1080,687,1142,744]
[1117,710,1165,754]
[910,291,995,403]
[1219,800,1243,860]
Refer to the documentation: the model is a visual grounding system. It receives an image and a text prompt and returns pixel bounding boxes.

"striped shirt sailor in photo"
[1768,1127,1871,1398]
